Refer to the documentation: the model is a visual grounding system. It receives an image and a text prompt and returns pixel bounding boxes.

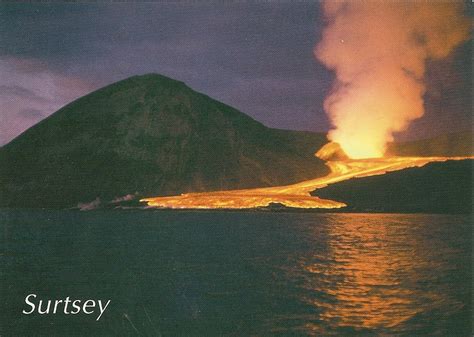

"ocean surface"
[0,210,471,336]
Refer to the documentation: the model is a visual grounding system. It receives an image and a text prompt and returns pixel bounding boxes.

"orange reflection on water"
[300,214,462,333]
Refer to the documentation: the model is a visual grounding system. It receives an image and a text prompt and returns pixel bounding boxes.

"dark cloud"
[0,84,48,102]
[0,85,37,98]
[18,108,45,119]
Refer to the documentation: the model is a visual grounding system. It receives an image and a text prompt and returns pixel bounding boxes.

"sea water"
[0,210,471,336]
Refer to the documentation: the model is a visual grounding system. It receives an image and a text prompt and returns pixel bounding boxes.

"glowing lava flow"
[141,155,471,210]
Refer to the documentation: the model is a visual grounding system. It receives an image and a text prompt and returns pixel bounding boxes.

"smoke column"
[315,1,470,159]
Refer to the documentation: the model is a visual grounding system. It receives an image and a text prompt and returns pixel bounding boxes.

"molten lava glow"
[142,155,471,210]
[331,126,386,159]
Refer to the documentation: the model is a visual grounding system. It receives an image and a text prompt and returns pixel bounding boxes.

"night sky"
[0,3,471,146]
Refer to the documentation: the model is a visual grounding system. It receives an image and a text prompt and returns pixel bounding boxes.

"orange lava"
[141,156,471,210]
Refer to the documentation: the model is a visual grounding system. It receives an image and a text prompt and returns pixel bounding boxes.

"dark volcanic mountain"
[0,74,328,208]
[387,131,472,157]
[314,160,472,213]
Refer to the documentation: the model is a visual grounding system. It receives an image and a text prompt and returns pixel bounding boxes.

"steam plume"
[315,1,470,158]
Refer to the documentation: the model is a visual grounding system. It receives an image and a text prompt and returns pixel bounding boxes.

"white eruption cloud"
[315,1,470,158]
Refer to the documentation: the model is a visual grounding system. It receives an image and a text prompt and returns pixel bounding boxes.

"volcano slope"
[313,159,472,213]
[387,131,472,157]
[0,74,328,208]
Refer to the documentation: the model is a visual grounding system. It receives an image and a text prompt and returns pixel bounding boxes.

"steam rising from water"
[315,1,470,159]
